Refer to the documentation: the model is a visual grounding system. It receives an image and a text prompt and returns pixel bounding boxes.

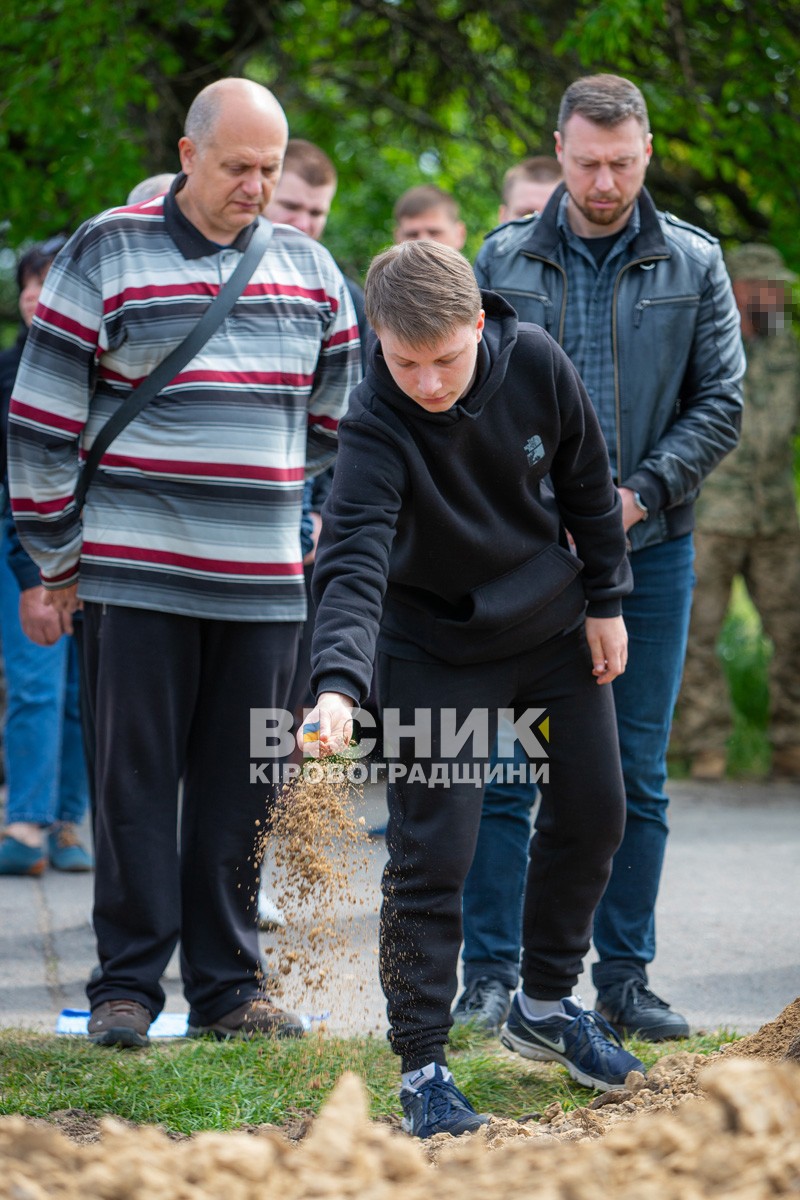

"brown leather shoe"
[88,999,152,1048]
[689,750,727,781]
[187,998,305,1040]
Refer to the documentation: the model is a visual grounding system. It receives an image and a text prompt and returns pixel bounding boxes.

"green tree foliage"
[1,0,799,277]
[1,0,234,236]
[559,0,800,265]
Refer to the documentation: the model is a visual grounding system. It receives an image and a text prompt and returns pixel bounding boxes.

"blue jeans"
[592,533,694,991]
[461,534,695,995]
[0,537,89,827]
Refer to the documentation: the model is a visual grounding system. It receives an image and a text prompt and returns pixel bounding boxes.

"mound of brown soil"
[722,997,800,1062]
[3,1055,800,1198]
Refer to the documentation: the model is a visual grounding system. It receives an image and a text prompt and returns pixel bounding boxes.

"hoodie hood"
[366,290,519,423]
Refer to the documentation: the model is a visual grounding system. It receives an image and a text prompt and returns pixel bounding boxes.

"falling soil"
[256,767,374,1001]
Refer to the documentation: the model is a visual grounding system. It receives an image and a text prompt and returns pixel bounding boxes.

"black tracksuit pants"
[377,624,625,1072]
[82,602,299,1025]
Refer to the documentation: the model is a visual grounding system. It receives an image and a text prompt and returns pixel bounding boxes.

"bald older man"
[8,78,361,1048]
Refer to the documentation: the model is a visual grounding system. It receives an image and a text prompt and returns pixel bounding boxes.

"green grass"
[0,1026,739,1135]
[670,576,771,779]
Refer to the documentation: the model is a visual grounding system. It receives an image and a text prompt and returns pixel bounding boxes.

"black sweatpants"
[82,603,299,1025]
[377,625,625,1072]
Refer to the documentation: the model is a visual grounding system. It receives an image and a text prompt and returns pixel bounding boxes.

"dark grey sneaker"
[187,997,305,1040]
[596,978,690,1042]
[88,999,152,1048]
[400,1065,490,1138]
[452,976,511,1034]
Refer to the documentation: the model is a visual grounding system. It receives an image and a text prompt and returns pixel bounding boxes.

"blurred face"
[733,279,791,338]
[499,178,560,223]
[394,206,467,250]
[379,313,485,413]
[19,270,48,327]
[177,102,288,244]
[555,114,651,237]
[265,170,336,241]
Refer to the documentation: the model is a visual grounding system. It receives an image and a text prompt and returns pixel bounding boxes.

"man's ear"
[178,136,196,176]
[554,130,564,163]
[475,309,486,341]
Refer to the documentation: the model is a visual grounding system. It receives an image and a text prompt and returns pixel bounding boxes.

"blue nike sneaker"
[400,1064,490,1138]
[500,995,645,1091]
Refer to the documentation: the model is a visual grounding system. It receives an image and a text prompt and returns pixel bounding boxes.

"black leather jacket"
[474,184,745,550]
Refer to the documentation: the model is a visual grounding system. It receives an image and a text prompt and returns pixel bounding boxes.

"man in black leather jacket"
[467,73,745,1041]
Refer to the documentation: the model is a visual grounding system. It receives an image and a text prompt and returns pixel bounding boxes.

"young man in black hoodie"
[301,240,644,1138]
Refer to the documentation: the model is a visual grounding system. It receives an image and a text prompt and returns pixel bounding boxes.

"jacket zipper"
[521,252,569,344]
[632,294,701,329]
[611,255,670,481]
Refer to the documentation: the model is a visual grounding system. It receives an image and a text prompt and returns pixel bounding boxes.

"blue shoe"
[48,823,93,872]
[400,1065,490,1138]
[500,995,645,1091]
[0,835,47,876]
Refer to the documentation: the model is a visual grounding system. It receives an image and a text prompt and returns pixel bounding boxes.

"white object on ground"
[258,891,287,930]
[55,1009,326,1037]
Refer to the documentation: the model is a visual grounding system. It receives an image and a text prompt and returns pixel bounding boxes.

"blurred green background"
[2,0,799,328]
[2,0,797,773]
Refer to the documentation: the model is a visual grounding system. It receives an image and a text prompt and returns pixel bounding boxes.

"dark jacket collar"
[521,183,669,263]
[163,172,262,260]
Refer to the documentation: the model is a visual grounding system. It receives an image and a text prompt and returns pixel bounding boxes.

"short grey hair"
[183,78,287,150]
[365,241,482,347]
[558,74,649,137]
[184,89,223,150]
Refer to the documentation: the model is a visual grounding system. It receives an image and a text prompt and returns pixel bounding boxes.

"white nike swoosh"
[526,1028,566,1054]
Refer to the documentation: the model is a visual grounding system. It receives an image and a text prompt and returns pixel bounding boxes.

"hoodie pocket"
[467,543,583,629]
[428,543,586,663]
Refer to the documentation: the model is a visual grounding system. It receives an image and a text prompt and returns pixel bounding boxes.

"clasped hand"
[296,691,356,757]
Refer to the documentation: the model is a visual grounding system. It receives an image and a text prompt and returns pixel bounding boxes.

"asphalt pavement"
[1,776,798,1039]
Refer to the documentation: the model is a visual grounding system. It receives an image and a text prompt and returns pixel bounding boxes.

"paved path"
[1,778,798,1039]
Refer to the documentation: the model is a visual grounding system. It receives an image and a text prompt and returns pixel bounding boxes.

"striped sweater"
[7,179,361,621]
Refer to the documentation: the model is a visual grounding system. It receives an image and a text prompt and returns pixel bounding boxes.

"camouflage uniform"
[675,244,800,773]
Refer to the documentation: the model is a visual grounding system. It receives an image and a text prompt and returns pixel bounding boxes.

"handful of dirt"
[257,764,373,998]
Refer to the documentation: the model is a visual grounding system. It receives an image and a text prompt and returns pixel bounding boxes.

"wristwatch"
[632,491,649,521]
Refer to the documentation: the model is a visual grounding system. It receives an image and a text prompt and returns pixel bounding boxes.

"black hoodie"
[311,292,632,705]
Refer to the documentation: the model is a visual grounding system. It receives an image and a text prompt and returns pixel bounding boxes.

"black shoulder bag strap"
[75,219,271,510]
